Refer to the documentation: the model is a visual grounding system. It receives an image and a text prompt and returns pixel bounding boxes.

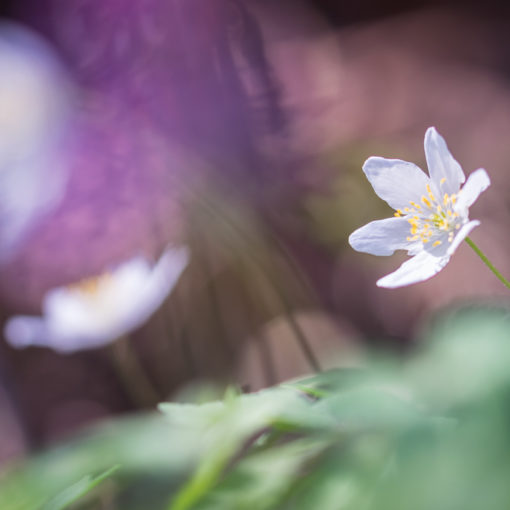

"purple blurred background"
[1,0,510,464]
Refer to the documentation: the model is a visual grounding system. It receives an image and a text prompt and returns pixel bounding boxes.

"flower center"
[68,274,112,296]
[394,179,461,246]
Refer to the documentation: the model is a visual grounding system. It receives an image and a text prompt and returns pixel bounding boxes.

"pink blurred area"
[0,0,510,463]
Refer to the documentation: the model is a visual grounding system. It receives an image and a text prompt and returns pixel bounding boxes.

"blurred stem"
[192,194,322,373]
[109,336,161,408]
[175,317,198,380]
[237,268,277,386]
[255,328,277,387]
[243,253,322,373]
[192,219,234,359]
[465,237,510,290]
[165,297,198,379]
[273,285,322,373]
[168,443,233,510]
[222,207,320,371]
[0,344,38,449]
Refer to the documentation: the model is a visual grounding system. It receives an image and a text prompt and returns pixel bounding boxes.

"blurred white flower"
[349,127,490,288]
[4,246,189,352]
[0,22,71,261]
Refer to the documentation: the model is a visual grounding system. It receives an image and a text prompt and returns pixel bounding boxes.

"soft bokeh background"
[0,0,510,466]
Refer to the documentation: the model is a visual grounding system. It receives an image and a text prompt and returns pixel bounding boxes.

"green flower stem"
[465,236,510,290]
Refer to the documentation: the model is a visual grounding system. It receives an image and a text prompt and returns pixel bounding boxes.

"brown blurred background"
[1,0,510,465]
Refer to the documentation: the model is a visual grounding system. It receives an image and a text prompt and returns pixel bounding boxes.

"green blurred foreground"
[2,304,510,510]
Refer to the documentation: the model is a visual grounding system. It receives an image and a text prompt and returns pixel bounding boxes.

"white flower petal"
[349,217,418,256]
[362,157,430,211]
[118,246,189,337]
[4,316,50,348]
[376,251,450,288]
[44,287,95,330]
[42,288,120,351]
[422,232,450,258]
[424,127,465,194]
[3,246,190,353]
[4,317,102,353]
[455,169,490,213]
[0,23,71,262]
[447,220,480,256]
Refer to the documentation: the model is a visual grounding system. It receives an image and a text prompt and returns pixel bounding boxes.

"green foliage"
[40,466,119,510]
[2,304,510,509]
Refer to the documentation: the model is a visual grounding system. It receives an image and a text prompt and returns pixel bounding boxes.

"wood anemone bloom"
[0,22,71,261]
[4,246,188,352]
[349,127,490,288]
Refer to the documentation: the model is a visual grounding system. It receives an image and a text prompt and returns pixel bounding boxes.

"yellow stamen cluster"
[394,181,461,246]
[68,274,111,295]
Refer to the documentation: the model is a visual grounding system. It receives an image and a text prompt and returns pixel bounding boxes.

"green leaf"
[408,305,510,407]
[166,387,319,510]
[193,439,326,510]
[315,385,425,431]
[41,465,119,510]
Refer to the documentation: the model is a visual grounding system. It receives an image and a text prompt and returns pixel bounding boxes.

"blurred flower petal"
[0,22,72,261]
[4,246,189,352]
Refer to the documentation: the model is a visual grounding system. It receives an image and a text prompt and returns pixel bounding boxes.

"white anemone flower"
[349,127,490,288]
[0,23,71,261]
[4,246,189,353]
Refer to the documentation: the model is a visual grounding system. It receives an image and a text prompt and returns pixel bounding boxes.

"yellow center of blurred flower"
[68,274,111,296]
